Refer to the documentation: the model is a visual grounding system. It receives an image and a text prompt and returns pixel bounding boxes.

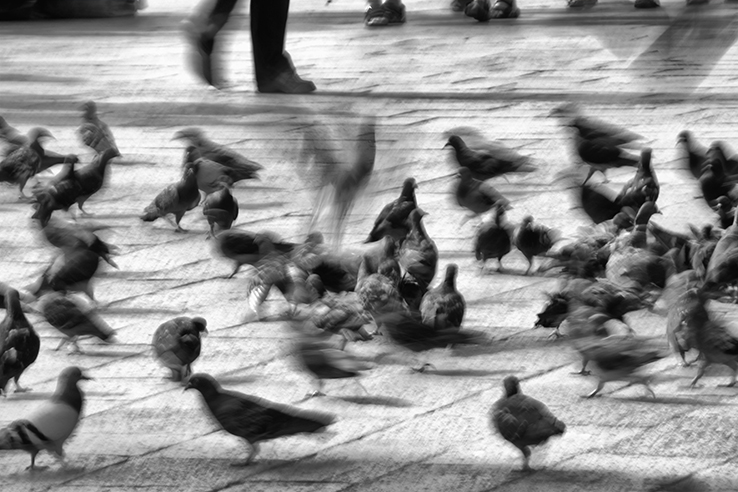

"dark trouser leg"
[250,0,291,85]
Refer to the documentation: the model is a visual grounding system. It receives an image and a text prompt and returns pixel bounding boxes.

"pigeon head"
[457,167,473,181]
[59,366,94,384]
[634,201,660,226]
[444,263,458,288]
[185,373,221,397]
[409,208,428,224]
[173,128,204,145]
[192,317,208,335]
[444,135,464,150]
[28,127,55,143]
[640,147,652,167]
[401,177,418,197]
[521,215,534,226]
[502,376,521,397]
[81,100,97,117]
[549,102,579,120]
[676,130,692,144]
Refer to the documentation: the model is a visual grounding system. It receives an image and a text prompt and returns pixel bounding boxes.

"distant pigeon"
[444,135,537,181]
[76,101,120,157]
[152,316,208,382]
[0,288,40,395]
[202,182,239,238]
[399,209,438,292]
[419,264,465,331]
[455,167,511,218]
[676,130,707,180]
[38,292,116,353]
[490,375,566,471]
[185,373,336,465]
[140,168,200,233]
[0,366,92,470]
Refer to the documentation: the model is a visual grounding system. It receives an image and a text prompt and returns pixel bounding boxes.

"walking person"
[183,0,315,94]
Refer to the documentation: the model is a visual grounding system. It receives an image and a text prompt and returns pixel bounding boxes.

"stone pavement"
[2,0,738,490]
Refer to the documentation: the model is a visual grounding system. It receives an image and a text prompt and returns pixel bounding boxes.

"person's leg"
[251,0,315,93]
[182,0,239,87]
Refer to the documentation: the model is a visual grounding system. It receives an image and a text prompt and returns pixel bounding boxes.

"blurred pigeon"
[699,145,738,206]
[659,271,701,366]
[0,127,54,199]
[0,366,92,470]
[184,149,259,194]
[69,148,119,215]
[575,335,665,398]
[399,209,438,292]
[39,292,116,353]
[140,167,200,233]
[419,264,465,331]
[490,375,566,472]
[30,158,83,225]
[185,373,336,465]
[310,292,373,342]
[575,136,640,185]
[365,177,418,244]
[202,182,239,238]
[534,292,569,339]
[577,180,623,224]
[356,253,406,319]
[703,208,738,294]
[214,230,294,278]
[474,205,514,273]
[444,135,538,181]
[173,128,263,177]
[551,103,644,148]
[514,215,561,275]
[77,101,120,157]
[152,316,208,382]
[0,116,26,152]
[455,167,511,218]
[681,288,738,387]
[0,288,40,395]
[714,196,735,230]
[616,148,659,210]
[676,130,707,180]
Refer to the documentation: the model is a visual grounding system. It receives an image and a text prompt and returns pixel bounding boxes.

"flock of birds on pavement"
[1,100,738,473]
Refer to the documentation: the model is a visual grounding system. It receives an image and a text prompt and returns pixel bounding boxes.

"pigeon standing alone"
[185,373,336,465]
[152,316,208,382]
[202,182,239,238]
[0,366,92,470]
[490,375,566,471]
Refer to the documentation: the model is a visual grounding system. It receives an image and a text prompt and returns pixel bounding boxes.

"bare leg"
[231,441,259,467]
[690,359,708,388]
[583,380,605,398]
[582,167,596,185]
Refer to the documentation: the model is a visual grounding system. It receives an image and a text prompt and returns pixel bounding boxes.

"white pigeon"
[0,366,92,470]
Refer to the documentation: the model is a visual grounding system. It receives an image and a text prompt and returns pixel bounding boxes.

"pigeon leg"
[228,263,241,279]
[600,169,609,183]
[55,337,70,351]
[548,328,564,339]
[582,168,596,185]
[14,377,30,393]
[68,337,83,355]
[643,383,657,399]
[689,359,708,388]
[497,258,505,273]
[519,446,532,472]
[583,380,605,398]
[231,442,259,466]
[524,258,534,276]
[718,362,738,387]
[571,359,591,376]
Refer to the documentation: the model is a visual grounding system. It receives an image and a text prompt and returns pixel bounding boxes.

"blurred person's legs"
[465,0,520,19]
[365,0,406,27]
[183,0,315,93]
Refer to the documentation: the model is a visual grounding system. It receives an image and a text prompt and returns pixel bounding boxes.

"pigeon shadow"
[100,306,184,315]
[2,391,54,401]
[331,395,414,407]
[64,348,143,358]
[421,368,511,378]
[621,395,729,406]
[211,374,261,386]
[238,201,287,210]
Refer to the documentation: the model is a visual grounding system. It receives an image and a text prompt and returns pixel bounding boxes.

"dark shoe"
[258,71,316,94]
[465,0,492,21]
[181,19,217,88]
[365,2,406,27]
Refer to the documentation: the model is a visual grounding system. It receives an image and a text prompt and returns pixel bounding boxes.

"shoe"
[490,0,520,18]
[465,0,492,21]
[365,2,406,27]
[634,0,660,8]
[258,71,316,94]
[451,0,473,11]
[181,19,217,88]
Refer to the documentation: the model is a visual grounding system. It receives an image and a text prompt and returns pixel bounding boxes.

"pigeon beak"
[80,373,94,381]
[183,381,194,392]
[443,142,452,149]
[104,256,119,269]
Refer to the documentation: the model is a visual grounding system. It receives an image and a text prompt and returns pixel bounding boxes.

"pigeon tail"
[140,204,160,222]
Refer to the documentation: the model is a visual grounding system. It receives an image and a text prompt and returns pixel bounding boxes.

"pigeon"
[490,375,566,472]
[659,271,701,367]
[293,330,373,398]
[214,230,295,278]
[30,158,84,226]
[474,205,514,273]
[202,182,239,238]
[0,366,92,470]
[0,127,54,199]
[577,180,623,224]
[184,150,259,194]
[455,167,511,218]
[534,292,569,339]
[681,288,738,387]
[444,135,538,181]
[77,100,120,157]
[185,373,336,465]
[514,215,561,275]
[703,208,738,294]
[0,288,40,395]
[699,146,738,207]
[140,167,200,232]
[714,196,735,230]
[419,264,465,331]
[38,292,116,353]
[399,209,438,292]
[551,103,644,148]
[575,136,640,185]
[310,292,373,342]
[173,128,263,177]
[365,177,418,244]
[355,253,406,319]
[575,335,665,398]
[152,316,208,382]
[616,148,659,210]
[676,130,707,180]
[68,148,119,215]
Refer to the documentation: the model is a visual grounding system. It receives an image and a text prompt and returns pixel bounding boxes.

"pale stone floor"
[1,0,738,490]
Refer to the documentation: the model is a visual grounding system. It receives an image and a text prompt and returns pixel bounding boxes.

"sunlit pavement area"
[2,0,738,490]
